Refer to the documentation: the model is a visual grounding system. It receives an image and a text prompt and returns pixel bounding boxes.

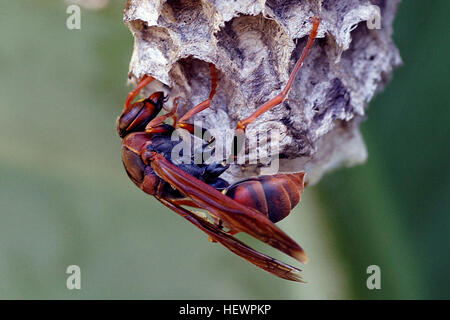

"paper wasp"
[117,18,320,282]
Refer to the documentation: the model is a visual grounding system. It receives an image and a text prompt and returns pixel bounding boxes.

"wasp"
[116,18,320,282]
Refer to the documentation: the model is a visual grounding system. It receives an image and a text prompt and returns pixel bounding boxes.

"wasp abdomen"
[225,172,306,223]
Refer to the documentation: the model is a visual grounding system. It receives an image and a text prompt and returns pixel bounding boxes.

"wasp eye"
[117,103,144,138]
[117,92,165,138]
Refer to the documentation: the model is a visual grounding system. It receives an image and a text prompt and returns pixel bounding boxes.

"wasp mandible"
[116,18,320,282]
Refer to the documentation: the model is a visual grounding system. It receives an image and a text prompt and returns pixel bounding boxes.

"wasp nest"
[124,0,401,184]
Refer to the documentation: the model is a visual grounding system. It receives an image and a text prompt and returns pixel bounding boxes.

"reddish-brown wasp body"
[117,18,320,282]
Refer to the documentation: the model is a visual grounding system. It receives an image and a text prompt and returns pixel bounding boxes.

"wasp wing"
[158,197,304,282]
[151,153,307,264]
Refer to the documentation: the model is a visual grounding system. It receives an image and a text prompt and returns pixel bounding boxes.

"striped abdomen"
[225,172,306,223]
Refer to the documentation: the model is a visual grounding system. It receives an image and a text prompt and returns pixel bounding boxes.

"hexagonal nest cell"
[124,0,401,184]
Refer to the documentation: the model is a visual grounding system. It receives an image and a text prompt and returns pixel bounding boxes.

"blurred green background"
[0,0,448,299]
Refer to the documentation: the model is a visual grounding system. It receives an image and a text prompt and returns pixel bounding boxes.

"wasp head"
[117,91,165,138]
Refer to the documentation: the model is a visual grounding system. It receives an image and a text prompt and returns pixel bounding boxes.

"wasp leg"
[236,17,320,132]
[170,198,201,208]
[124,74,155,111]
[176,63,218,129]
[145,97,179,131]
[171,199,228,232]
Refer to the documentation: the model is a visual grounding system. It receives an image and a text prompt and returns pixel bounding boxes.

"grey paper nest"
[124,0,401,184]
